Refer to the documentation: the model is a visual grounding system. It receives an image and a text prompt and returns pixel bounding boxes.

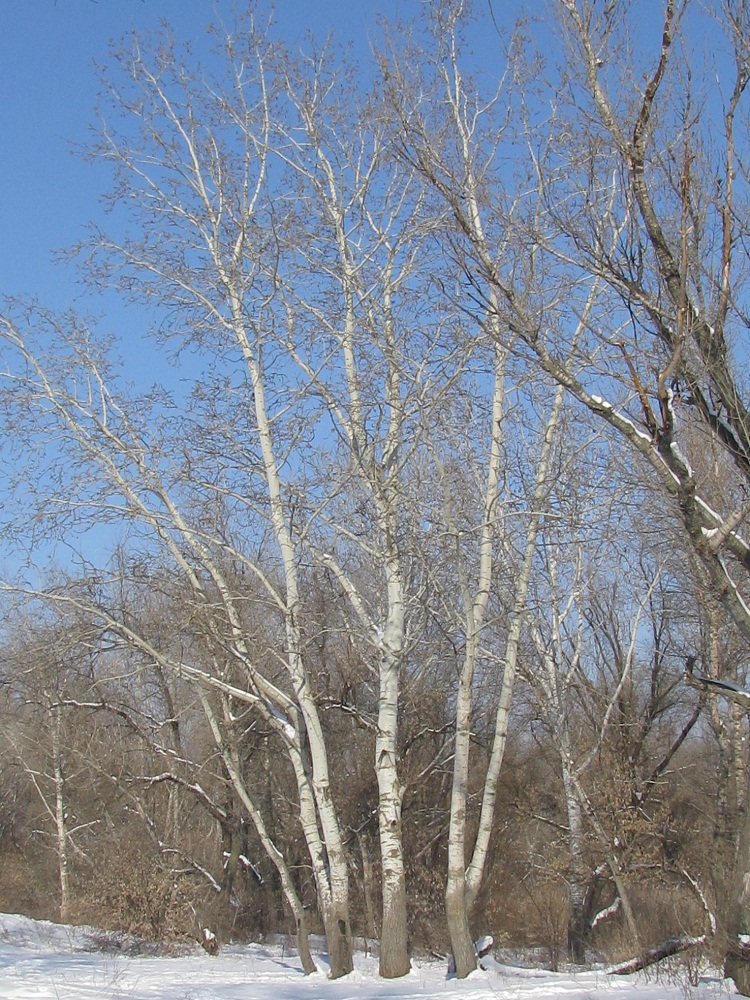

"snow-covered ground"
[0,913,737,999]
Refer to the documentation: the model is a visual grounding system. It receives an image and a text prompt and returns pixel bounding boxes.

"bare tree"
[0,13,430,976]
[526,528,706,961]
[382,0,750,989]
[0,302,346,971]
[6,0,750,981]
[266,59,435,975]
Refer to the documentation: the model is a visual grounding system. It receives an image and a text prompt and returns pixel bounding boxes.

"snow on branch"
[607,868,715,976]
[684,655,750,707]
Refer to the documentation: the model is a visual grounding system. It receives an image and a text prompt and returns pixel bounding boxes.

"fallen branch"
[608,868,715,975]
[607,933,709,975]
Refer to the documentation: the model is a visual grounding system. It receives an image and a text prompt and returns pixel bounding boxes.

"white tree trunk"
[376,553,410,978]
[466,383,565,911]
[561,760,588,962]
[235,313,353,977]
[199,692,316,975]
[444,343,507,978]
[51,705,71,925]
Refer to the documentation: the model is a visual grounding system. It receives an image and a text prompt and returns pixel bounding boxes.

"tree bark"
[51,704,71,924]
[375,555,410,979]
[199,692,317,976]
[444,871,476,978]
[444,344,507,979]
[465,384,566,913]
[724,736,750,996]
[562,765,588,964]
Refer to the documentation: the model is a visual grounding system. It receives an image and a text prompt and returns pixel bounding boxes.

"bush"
[81,845,195,944]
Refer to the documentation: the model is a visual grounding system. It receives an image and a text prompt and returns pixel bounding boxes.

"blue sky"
[0,0,441,313]
[0,0,722,580]
[4,0,494,403]
[0,1,712,340]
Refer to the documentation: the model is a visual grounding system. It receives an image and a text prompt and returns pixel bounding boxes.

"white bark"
[51,704,71,924]
[443,340,508,978]
[465,380,566,909]
[199,691,316,975]
[275,78,423,976]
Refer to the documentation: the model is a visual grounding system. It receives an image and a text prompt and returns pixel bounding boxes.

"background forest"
[2,0,750,994]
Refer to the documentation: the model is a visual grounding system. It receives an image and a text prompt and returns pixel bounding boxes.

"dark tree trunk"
[295,910,316,976]
[567,896,588,966]
[445,878,477,979]
[323,904,353,979]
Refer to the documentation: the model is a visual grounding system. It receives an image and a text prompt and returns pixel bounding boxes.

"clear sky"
[5,0,513,407]
[0,0,522,578]
[0,0,448,313]
[0,0,707,344]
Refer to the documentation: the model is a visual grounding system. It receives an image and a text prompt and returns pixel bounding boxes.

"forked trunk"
[445,874,476,978]
[290,749,352,978]
[443,345,507,980]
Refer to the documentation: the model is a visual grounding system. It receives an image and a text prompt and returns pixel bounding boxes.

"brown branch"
[617,342,658,437]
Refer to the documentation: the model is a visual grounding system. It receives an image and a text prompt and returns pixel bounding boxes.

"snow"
[591,898,621,930]
[717,554,750,621]
[669,440,694,476]
[268,702,297,743]
[587,395,655,448]
[0,913,736,999]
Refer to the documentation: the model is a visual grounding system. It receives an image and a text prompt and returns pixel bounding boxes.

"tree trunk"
[376,662,410,978]
[375,554,410,979]
[465,385,565,913]
[294,909,315,978]
[215,820,240,942]
[445,669,478,978]
[724,754,750,996]
[199,693,317,975]
[567,883,588,965]
[244,314,353,979]
[51,705,70,924]
[290,744,353,978]
[445,873,476,979]
[703,613,750,995]
[379,860,409,979]
[562,763,588,963]
[443,345,507,979]
[321,903,353,980]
